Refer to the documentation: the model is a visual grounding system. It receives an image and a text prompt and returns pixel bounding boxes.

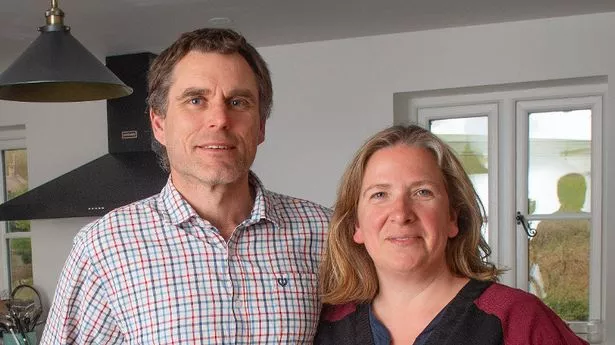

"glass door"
[516,96,603,342]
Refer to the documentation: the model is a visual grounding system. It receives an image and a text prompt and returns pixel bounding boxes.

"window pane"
[430,117,489,238]
[529,219,590,321]
[3,149,30,233]
[528,110,591,214]
[527,109,591,322]
[7,238,33,290]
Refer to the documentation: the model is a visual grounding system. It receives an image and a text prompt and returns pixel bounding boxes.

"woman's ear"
[353,223,365,244]
[448,209,459,238]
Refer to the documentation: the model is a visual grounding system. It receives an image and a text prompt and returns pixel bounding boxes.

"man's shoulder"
[74,193,162,247]
[264,189,333,220]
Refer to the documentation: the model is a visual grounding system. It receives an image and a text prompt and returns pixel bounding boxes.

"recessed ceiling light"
[208,17,232,26]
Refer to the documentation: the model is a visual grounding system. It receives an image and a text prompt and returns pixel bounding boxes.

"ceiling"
[1,0,614,63]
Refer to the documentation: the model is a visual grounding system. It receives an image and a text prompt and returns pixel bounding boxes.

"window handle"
[516,211,536,238]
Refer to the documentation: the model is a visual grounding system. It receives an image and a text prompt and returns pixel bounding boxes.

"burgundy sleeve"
[474,283,588,345]
[321,303,358,322]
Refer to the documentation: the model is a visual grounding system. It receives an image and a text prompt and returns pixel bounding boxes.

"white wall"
[1,11,613,342]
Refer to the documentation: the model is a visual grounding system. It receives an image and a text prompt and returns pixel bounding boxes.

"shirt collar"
[158,171,282,228]
[158,177,198,225]
[246,172,282,228]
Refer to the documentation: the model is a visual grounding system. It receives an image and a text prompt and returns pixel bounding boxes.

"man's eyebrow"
[174,87,257,101]
[226,88,257,100]
[175,87,210,101]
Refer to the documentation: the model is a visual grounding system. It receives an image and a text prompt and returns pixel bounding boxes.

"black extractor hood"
[0,53,169,221]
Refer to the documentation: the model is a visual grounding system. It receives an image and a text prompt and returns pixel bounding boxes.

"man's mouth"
[202,145,232,150]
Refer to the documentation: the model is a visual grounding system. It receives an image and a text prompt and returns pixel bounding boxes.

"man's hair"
[147,28,273,171]
[319,125,502,305]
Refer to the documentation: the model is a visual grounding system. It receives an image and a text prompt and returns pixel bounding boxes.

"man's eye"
[189,97,203,105]
[229,98,249,108]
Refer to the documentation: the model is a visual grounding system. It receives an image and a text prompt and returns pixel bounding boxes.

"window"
[405,82,606,342]
[0,125,32,293]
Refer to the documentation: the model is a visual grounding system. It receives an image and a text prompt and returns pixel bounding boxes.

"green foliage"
[11,238,32,265]
[9,220,30,233]
[544,297,588,321]
[530,218,590,322]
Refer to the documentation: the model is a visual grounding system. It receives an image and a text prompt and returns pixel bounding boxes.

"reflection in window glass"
[2,148,32,290]
[430,117,489,239]
[527,110,591,321]
[528,110,591,214]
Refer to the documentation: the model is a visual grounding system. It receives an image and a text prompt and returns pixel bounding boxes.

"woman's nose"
[389,197,416,224]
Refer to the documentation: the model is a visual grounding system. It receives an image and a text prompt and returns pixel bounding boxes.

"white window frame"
[0,125,28,292]
[416,104,499,263]
[407,83,606,341]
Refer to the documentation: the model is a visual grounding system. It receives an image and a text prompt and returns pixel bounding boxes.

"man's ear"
[150,109,166,145]
[258,119,266,144]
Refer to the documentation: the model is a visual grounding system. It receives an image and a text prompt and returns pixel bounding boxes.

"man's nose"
[207,102,231,129]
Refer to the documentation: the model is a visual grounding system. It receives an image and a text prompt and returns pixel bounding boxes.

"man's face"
[151,51,265,188]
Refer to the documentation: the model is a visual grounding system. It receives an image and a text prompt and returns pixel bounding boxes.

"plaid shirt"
[41,173,331,344]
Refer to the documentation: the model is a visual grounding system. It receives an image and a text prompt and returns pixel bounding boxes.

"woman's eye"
[370,191,386,199]
[415,189,433,197]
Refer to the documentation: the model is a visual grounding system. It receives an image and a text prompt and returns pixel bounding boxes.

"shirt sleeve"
[40,234,124,345]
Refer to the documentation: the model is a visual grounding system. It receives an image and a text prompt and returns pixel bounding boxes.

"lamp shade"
[0,2,132,102]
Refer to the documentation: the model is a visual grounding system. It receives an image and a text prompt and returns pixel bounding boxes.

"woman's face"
[353,144,459,278]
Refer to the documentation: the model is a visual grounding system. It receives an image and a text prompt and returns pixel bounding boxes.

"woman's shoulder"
[474,281,559,320]
[316,303,372,345]
[478,281,540,305]
[473,282,588,345]
[320,302,361,322]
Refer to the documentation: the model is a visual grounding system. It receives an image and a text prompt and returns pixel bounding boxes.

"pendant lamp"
[0,0,132,102]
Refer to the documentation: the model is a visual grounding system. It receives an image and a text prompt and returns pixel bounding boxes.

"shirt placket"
[221,239,238,344]
[197,218,238,344]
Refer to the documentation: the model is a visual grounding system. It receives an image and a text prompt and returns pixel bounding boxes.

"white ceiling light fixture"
[208,17,232,26]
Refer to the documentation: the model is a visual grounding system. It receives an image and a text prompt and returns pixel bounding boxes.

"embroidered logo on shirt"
[277,278,288,287]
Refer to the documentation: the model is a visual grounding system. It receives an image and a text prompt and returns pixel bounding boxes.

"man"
[41,28,330,344]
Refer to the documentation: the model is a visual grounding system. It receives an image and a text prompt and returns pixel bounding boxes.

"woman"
[315,125,587,344]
